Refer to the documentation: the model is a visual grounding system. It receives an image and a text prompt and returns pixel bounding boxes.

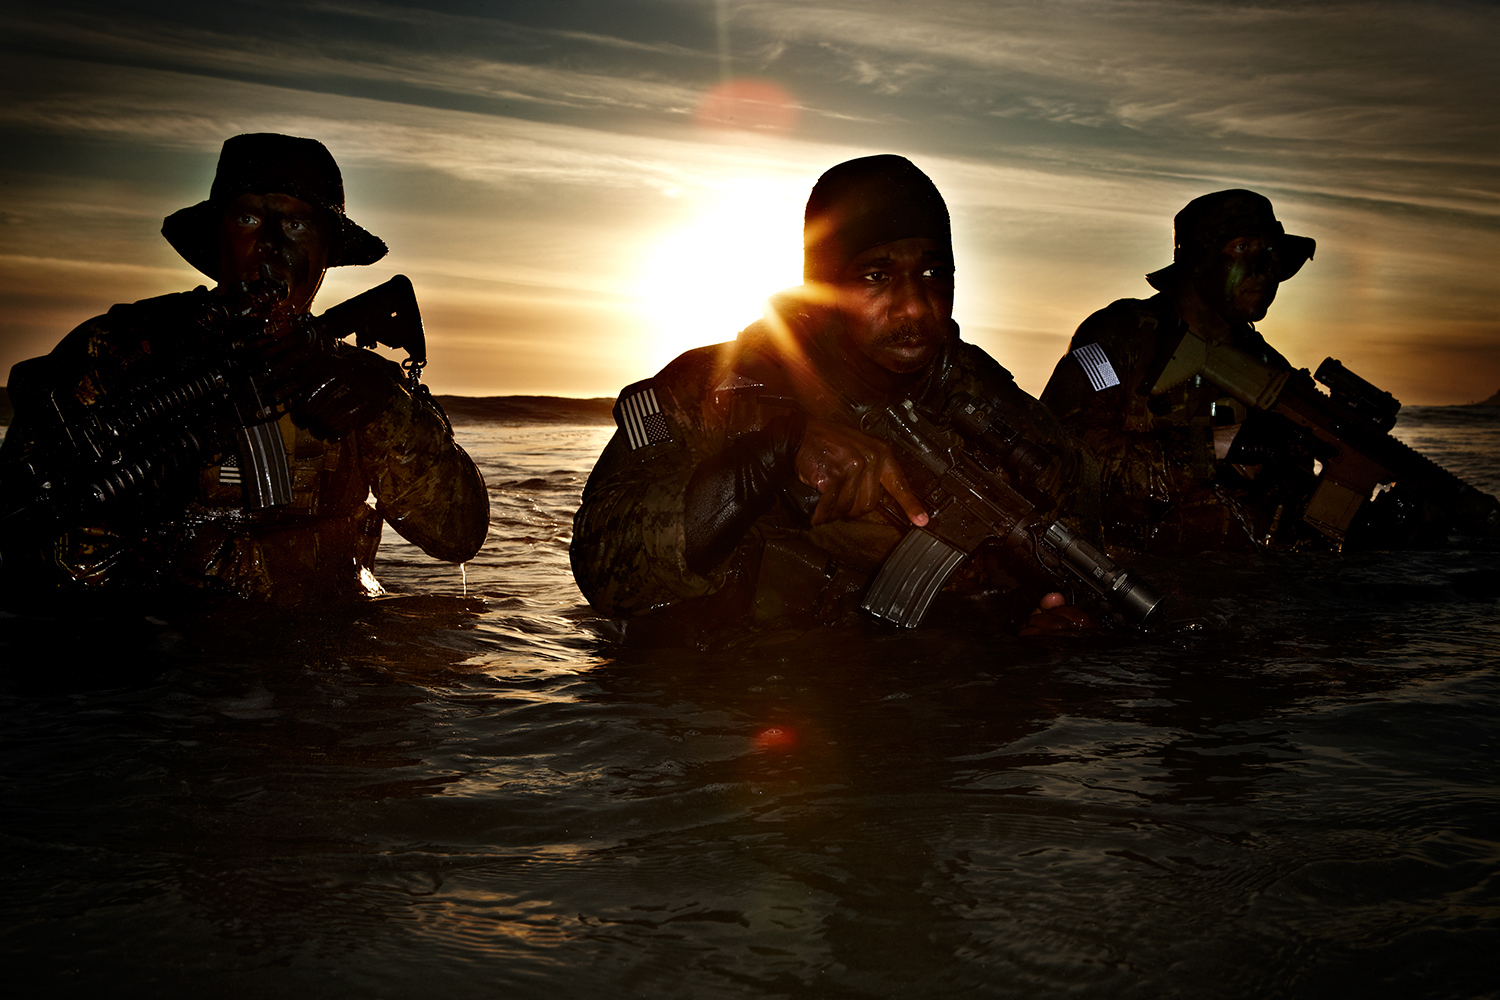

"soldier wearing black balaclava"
[1040,189,1319,554]
[0,133,488,604]
[571,155,1098,636]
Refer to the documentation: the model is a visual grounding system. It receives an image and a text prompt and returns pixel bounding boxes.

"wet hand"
[1020,591,1096,636]
[795,417,928,527]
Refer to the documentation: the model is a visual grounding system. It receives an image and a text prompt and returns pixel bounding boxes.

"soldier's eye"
[862,271,887,282]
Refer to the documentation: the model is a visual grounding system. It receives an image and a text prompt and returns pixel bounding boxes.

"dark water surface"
[3,409,1498,998]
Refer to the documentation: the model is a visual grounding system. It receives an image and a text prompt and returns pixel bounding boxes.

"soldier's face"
[218,192,334,313]
[834,237,955,374]
[1203,234,1280,323]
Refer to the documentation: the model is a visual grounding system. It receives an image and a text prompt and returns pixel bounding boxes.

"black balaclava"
[803,155,951,283]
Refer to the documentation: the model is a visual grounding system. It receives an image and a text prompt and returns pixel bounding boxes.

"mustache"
[873,320,945,348]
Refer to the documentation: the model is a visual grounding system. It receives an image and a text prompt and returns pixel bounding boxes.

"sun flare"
[633,177,807,374]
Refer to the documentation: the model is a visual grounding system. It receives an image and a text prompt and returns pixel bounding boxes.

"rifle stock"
[858,395,1165,628]
[316,274,426,373]
[1145,328,1500,543]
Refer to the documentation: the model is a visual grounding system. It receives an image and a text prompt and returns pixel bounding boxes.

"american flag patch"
[219,456,241,485]
[1072,342,1120,392]
[614,380,673,451]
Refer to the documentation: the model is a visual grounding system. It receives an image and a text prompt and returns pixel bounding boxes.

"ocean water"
[2,406,1498,999]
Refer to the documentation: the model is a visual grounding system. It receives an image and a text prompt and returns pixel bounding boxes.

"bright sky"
[1,0,1496,403]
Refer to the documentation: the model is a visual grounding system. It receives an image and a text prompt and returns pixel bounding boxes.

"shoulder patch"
[1072,342,1120,392]
[614,379,674,451]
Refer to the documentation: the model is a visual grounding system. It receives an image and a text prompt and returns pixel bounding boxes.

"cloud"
[1,6,708,122]
[12,1,1492,213]
[0,54,736,194]
[734,1,1498,192]
[1,0,1495,402]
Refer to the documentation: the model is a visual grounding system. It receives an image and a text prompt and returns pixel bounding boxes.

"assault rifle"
[1144,327,1500,544]
[0,275,427,524]
[857,392,1165,627]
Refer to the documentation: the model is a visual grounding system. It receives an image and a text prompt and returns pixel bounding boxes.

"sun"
[633,176,806,374]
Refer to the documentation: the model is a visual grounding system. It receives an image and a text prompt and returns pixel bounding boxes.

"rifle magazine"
[235,421,293,509]
[861,528,967,628]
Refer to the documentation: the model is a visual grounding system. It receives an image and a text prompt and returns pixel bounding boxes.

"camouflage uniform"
[0,288,488,603]
[1040,292,1307,554]
[572,301,1096,630]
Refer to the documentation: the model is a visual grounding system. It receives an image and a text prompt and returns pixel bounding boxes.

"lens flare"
[695,78,798,133]
[754,725,798,751]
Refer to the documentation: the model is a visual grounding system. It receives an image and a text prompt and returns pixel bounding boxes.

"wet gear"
[572,292,1096,633]
[683,411,807,577]
[0,289,488,604]
[1040,292,1310,554]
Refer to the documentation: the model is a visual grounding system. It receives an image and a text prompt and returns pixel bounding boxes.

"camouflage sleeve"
[1039,300,1195,510]
[570,347,737,617]
[355,375,489,564]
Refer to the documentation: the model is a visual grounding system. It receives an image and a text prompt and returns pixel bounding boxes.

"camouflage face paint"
[1209,237,1279,323]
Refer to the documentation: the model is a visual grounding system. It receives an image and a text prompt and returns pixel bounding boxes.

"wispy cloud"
[1,6,709,121]
[1,0,1495,401]
[734,1,1498,203]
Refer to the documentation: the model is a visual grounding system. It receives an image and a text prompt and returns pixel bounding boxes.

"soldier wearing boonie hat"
[1040,189,1318,555]
[1147,188,1316,290]
[0,133,488,606]
[161,132,388,282]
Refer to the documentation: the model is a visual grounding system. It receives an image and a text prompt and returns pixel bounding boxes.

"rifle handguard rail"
[1146,325,1500,543]
[1,275,428,524]
[857,398,1166,628]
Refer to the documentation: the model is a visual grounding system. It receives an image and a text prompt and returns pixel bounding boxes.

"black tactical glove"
[285,347,406,440]
[684,412,807,576]
[249,320,402,439]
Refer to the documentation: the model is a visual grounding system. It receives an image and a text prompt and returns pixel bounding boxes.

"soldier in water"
[0,133,488,606]
[1040,190,1319,554]
[571,155,1101,638]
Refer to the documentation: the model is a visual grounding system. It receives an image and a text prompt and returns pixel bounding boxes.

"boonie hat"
[1146,189,1315,291]
[161,133,388,280]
